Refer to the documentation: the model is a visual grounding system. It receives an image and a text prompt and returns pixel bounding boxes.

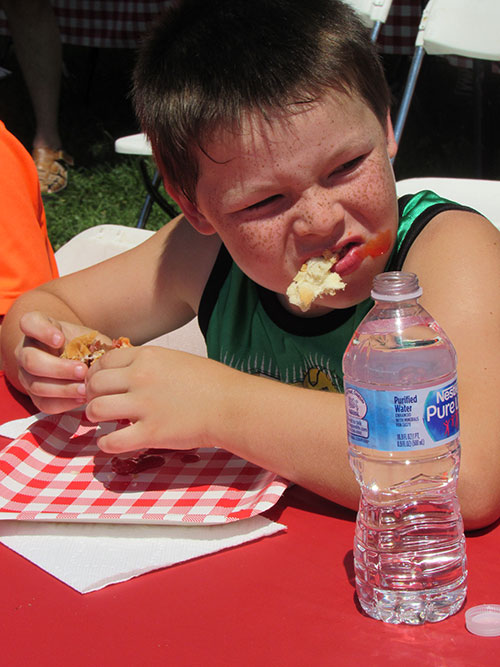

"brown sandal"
[32,147,74,194]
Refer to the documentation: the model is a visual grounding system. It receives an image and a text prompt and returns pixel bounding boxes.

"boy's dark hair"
[133,0,391,204]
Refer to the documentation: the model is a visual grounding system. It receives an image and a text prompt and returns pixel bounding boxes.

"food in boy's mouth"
[286,251,345,312]
[61,331,132,366]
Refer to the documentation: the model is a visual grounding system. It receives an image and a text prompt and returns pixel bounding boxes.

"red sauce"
[356,229,392,259]
[111,448,201,475]
[111,453,165,475]
[180,453,201,463]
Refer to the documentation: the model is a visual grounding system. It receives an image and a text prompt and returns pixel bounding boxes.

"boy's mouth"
[335,241,360,261]
[331,231,393,276]
[296,230,392,279]
[329,240,362,276]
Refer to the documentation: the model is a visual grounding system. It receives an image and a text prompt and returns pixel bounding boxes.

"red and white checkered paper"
[0,408,288,525]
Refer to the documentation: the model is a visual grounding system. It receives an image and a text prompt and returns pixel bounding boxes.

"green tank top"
[198,191,473,393]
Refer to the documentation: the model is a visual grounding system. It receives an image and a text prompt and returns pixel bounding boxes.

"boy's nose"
[292,192,345,237]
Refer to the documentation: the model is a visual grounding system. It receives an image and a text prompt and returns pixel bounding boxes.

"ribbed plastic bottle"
[342,271,467,625]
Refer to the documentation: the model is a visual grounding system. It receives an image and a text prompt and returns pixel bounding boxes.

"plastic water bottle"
[342,271,467,625]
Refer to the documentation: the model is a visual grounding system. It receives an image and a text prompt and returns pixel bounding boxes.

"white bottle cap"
[465,605,500,637]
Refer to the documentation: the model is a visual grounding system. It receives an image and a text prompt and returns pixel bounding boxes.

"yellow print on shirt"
[294,367,340,392]
[220,350,343,392]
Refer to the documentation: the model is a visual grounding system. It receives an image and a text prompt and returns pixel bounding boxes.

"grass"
[42,157,180,250]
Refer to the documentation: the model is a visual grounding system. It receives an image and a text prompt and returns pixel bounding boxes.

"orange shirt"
[0,121,59,316]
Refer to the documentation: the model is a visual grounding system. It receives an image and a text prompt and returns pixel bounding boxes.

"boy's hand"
[85,346,222,453]
[15,311,103,414]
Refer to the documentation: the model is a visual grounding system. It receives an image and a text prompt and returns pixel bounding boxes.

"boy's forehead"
[193,90,390,211]
[199,91,379,165]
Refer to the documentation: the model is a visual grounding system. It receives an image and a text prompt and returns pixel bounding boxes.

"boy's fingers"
[89,347,136,373]
[19,311,65,350]
[86,367,129,400]
[86,394,139,426]
[18,370,87,400]
[96,422,143,454]
[18,345,87,381]
[32,396,87,416]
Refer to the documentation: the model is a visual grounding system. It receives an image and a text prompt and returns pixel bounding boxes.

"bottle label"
[345,377,459,451]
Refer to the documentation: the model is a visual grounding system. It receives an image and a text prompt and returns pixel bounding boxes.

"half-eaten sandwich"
[286,251,345,312]
[61,331,132,367]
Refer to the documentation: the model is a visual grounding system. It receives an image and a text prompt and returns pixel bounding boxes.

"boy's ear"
[173,192,217,235]
[385,111,398,160]
[160,170,217,236]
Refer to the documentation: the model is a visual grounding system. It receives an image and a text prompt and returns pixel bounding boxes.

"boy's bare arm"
[1,216,219,404]
[213,360,360,510]
[403,209,500,530]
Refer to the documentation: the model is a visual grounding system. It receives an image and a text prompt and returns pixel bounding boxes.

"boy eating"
[2,0,499,529]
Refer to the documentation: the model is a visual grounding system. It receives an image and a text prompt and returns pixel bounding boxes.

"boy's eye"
[330,155,365,176]
[246,194,283,211]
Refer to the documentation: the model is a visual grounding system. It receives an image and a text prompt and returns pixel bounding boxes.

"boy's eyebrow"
[223,181,282,207]
[225,141,365,199]
[226,140,366,196]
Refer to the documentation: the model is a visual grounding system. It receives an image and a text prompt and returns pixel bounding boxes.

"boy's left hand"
[85,345,222,453]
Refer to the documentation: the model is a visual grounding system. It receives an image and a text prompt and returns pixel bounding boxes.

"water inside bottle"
[344,300,467,624]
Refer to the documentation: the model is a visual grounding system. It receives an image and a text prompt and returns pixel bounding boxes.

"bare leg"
[1,0,62,151]
[2,0,72,192]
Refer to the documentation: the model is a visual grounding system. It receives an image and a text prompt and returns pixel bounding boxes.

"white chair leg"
[393,45,425,147]
[370,20,382,42]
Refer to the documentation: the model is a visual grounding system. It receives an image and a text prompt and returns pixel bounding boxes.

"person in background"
[1,0,73,193]
[0,119,58,368]
[1,0,499,530]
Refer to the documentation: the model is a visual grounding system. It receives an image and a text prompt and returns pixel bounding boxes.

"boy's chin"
[277,291,353,317]
[309,293,357,313]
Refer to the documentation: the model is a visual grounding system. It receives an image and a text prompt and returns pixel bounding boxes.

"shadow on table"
[343,548,356,588]
[29,422,102,459]
[466,515,500,538]
[0,375,37,422]
[265,485,363,599]
[267,484,357,523]
[23,416,284,498]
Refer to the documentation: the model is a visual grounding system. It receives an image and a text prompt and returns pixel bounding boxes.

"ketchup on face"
[356,229,392,260]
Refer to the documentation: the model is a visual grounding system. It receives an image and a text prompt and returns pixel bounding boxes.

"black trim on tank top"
[389,196,476,271]
[198,244,232,338]
[257,285,356,337]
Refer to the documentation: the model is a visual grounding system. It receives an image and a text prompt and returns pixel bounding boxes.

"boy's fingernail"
[74,365,86,380]
[52,333,64,346]
[77,383,87,396]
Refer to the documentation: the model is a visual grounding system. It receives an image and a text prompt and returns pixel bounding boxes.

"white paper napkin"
[0,415,286,593]
[0,412,45,439]
[0,516,285,593]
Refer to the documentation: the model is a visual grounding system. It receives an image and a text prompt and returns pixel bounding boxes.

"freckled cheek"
[350,164,397,233]
[224,221,285,264]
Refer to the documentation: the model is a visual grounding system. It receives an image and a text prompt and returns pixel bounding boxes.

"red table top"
[1,371,499,667]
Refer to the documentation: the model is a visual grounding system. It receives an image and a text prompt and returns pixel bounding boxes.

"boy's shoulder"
[401,204,499,300]
[159,214,222,311]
